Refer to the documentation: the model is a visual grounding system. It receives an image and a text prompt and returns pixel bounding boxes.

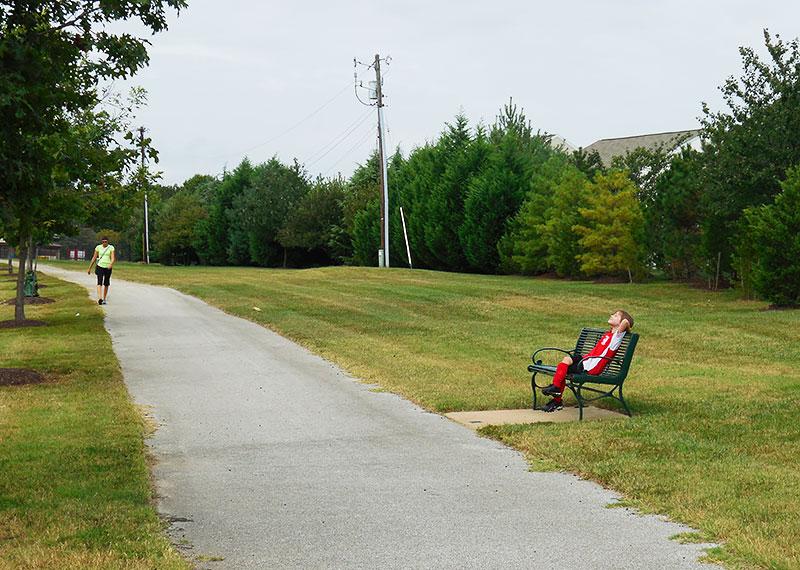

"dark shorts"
[96,266,112,287]
[568,356,587,374]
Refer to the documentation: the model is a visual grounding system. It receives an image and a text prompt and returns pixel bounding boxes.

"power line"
[304,110,373,168]
[201,82,353,162]
[321,124,376,176]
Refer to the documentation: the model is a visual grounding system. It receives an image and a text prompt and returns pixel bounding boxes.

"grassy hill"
[41,263,800,568]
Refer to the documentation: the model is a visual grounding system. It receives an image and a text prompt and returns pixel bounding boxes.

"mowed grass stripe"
[0,274,187,570]
[46,261,800,568]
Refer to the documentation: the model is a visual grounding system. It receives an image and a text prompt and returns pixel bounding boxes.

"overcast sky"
[116,1,800,185]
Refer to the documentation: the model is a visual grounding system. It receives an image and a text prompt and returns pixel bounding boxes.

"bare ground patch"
[0,368,45,387]
[0,319,47,329]
[4,296,55,305]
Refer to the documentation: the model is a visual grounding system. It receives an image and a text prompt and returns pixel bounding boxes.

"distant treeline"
[104,31,800,307]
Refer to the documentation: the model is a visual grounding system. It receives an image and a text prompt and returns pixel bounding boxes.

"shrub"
[743,165,800,307]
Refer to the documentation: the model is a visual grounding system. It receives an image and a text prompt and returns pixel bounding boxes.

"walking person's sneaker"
[541,399,563,413]
[98,299,103,305]
[542,384,562,397]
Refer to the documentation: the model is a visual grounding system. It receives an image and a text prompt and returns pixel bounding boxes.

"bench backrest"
[573,328,639,382]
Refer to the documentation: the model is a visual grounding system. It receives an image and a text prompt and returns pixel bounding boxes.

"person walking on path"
[87,237,115,305]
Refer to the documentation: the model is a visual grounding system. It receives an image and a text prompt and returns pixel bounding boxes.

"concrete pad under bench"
[445,407,628,429]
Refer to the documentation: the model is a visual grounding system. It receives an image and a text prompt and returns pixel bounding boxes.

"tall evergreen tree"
[571,148,605,180]
[423,116,489,271]
[647,148,705,279]
[200,159,255,265]
[499,153,579,275]
[391,144,440,268]
[343,152,380,266]
[543,167,590,277]
[460,101,555,273]
[743,165,800,307]
[574,171,646,281]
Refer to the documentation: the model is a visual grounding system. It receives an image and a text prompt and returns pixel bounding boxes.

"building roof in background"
[549,134,578,153]
[584,129,700,166]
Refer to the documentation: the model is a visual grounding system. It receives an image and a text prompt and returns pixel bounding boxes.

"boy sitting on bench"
[540,310,634,412]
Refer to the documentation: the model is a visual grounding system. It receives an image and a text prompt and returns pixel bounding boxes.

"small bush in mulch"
[3,296,55,305]
[0,368,45,386]
[0,319,47,329]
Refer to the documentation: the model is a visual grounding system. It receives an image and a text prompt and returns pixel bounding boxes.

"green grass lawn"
[42,262,800,568]
[0,272,187,569]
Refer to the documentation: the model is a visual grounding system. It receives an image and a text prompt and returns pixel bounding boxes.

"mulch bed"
[3,297,55,305]
[0,319,47,329]
[591,276,631,284]
[0,368,45,386]
[765,304,799,311]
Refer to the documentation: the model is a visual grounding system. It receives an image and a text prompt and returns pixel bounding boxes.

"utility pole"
[138,126,150,264]
[354,54,391,267]
[374,53,390,268]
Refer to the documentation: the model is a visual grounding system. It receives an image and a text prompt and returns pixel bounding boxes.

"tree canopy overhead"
[0,0,186,321]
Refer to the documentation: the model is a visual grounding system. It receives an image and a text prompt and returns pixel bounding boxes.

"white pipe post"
[144,191,151,264]
[400,206,412,269]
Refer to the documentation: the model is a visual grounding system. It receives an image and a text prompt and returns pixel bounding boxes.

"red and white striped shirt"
[582,330,626,374]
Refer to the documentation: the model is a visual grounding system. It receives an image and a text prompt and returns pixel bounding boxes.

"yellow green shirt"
[95,244,115,269]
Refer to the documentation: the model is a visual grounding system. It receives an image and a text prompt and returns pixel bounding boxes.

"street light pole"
[138,126,150,264]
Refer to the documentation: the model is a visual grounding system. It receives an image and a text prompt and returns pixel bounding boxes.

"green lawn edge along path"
[46,261,800,569]
[0,272,188,569]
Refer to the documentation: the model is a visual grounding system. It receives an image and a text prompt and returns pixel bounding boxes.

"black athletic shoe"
[542,384,562,397]
[98,299,103,305]
[541,399,563,413]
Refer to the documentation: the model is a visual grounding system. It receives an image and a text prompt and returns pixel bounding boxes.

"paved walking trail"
[45,266,713,569]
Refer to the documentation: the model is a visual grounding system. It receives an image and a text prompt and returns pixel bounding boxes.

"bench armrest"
[531,347,574,364]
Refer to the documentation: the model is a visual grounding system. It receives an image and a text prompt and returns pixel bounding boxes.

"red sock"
[550,363,568,402]
[553,362,568,391]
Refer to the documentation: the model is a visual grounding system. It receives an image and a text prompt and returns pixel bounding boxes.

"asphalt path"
[44,266,714,569]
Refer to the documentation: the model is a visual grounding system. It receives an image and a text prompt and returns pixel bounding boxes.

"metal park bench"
[528,328,639,420]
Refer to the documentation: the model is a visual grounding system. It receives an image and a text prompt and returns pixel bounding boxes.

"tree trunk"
[15,244,27,323]
[283,247,287,269]
[27,236,34,272]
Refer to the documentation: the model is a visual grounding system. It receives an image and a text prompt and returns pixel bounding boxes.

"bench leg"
[617,385,632,417]
[564,382,585,420]
[530,373,538,410]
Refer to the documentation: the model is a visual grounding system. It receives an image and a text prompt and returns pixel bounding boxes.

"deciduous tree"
[0,0,185,322]
[699,30,800,281]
